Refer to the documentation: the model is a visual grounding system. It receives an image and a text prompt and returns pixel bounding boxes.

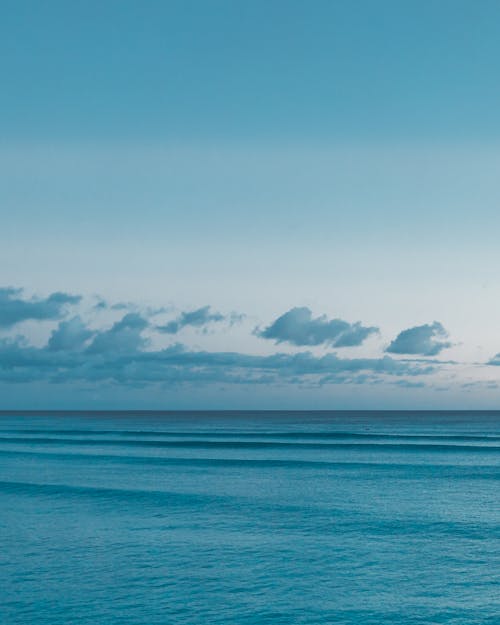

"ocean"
[0,411,499,624]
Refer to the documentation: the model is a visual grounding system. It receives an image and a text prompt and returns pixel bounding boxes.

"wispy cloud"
[157,306,227,334]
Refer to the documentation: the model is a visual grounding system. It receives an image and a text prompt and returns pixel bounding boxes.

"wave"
[0,435,499,452]
[3,429,500,441]
[1,479,498,541]
[1,448,499,476]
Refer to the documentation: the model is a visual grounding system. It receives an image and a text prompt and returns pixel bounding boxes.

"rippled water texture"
[1,411,499,624]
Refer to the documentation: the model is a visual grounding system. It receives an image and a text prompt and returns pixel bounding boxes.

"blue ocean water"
[0,411,499,625]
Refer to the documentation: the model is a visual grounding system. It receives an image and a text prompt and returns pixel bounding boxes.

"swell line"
[0,436,499,452]
[3,429,500,442]
[1,448,499,476]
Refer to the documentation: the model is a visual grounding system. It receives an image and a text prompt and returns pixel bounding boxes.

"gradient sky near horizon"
[3,0,500,409]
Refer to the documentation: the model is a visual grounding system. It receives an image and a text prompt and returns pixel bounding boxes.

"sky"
[2,0,500,409]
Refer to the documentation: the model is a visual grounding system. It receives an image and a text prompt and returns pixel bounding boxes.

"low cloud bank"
[0,312,431,388]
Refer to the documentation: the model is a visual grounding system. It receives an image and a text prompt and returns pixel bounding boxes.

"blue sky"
[2,1,500,408]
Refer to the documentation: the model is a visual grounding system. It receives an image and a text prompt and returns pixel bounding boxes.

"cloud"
[487,353,500,366]
[0,288,440,393]
[157,305,225,334]
[47,316,94,351]
[386,322,451,356]
[256,307,378,347]
[0,287,80,327]
[93,299,108,311]
[461,379,500,390]
[0,314,432,389]
[392,379,426,389]
[87,313,149,354]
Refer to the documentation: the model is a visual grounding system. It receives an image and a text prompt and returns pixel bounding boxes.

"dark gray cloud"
[157,306,225,334]
[0,287,80,327]
[256,307,378,347]
[386,322,451,356]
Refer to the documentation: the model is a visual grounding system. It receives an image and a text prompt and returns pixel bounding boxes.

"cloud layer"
[0,288,432,389]
[0,322,430,388]
[0,287,468,398]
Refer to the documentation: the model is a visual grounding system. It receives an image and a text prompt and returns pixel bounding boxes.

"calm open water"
[0,411,499,625]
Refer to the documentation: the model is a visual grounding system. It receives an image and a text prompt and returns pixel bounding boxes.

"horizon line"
[2,409,500,415]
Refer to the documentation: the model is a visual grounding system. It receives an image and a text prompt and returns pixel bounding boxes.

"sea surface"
[0,410,499,625]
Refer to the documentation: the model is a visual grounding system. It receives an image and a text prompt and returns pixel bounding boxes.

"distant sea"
[1,411,499,625]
